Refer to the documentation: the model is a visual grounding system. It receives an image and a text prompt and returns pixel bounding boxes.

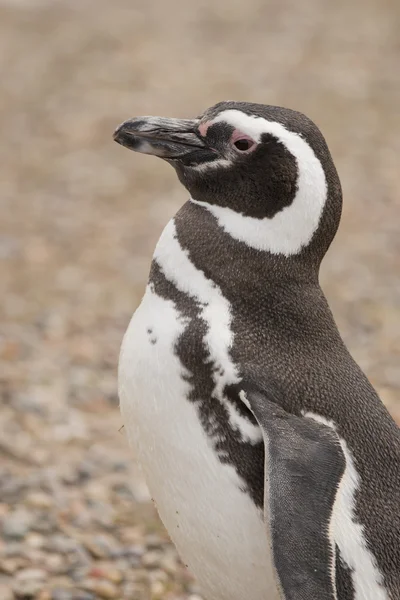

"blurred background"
[0,0,399,598]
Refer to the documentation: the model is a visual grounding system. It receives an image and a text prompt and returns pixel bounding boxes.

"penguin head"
[114,101,342,260]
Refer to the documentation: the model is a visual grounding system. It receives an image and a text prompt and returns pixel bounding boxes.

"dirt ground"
[0,0,399,598]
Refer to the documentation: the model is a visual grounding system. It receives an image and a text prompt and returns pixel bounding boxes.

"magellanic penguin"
[114,102,400,600]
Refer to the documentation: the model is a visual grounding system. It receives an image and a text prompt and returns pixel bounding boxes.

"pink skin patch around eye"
[231,129,257,151]
[198,122,257,153]
[198,121,211,137]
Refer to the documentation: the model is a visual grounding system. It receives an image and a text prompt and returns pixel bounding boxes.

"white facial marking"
[136,140,159,155]
[153,218,262,445]
[191,109,327,256]
[191,156,232,171]
[303,412,389,600]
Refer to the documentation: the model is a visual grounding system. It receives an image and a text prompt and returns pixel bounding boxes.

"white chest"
[119,287,279,600]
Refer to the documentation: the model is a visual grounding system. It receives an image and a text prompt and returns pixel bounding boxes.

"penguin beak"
[113,116,209,161]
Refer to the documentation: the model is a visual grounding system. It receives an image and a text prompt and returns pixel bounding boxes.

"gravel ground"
[0,0,399,598]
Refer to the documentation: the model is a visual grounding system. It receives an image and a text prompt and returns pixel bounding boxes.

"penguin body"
[119,262,275,600]
[115,102,400,600]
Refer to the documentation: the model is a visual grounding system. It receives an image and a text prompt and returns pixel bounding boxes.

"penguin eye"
[233,138,255,152]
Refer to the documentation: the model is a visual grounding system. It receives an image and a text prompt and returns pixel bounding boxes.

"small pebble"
[2,508,32,539]
[82,535,115,559]
[121,581,150,597]
[16,567,47,581]
[141,550,162,569]
[13,579,44,598]
[31,511,58,534]
[45,553,66,574]
[25,491,54,509]
[44,535,78,554]
[26,532,45,549]
[81,578,119,599]
[88,564,122,584]
[1,541,24,557]
[150,580,165,596]
[0,557,24,574]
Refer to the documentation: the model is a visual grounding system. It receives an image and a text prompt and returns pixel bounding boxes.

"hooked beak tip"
[113,119,140,145]
[113,125,122,141]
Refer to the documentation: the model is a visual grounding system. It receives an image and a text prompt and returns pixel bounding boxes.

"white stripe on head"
[303,412,389,600]
[191,109,328,256]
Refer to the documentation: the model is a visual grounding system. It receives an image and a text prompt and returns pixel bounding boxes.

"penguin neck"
[168,200,323,303]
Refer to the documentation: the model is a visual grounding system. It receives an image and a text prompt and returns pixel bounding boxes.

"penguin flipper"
[242,386,346,600]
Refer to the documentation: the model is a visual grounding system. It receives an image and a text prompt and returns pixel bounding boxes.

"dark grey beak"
[113,116,207,160]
